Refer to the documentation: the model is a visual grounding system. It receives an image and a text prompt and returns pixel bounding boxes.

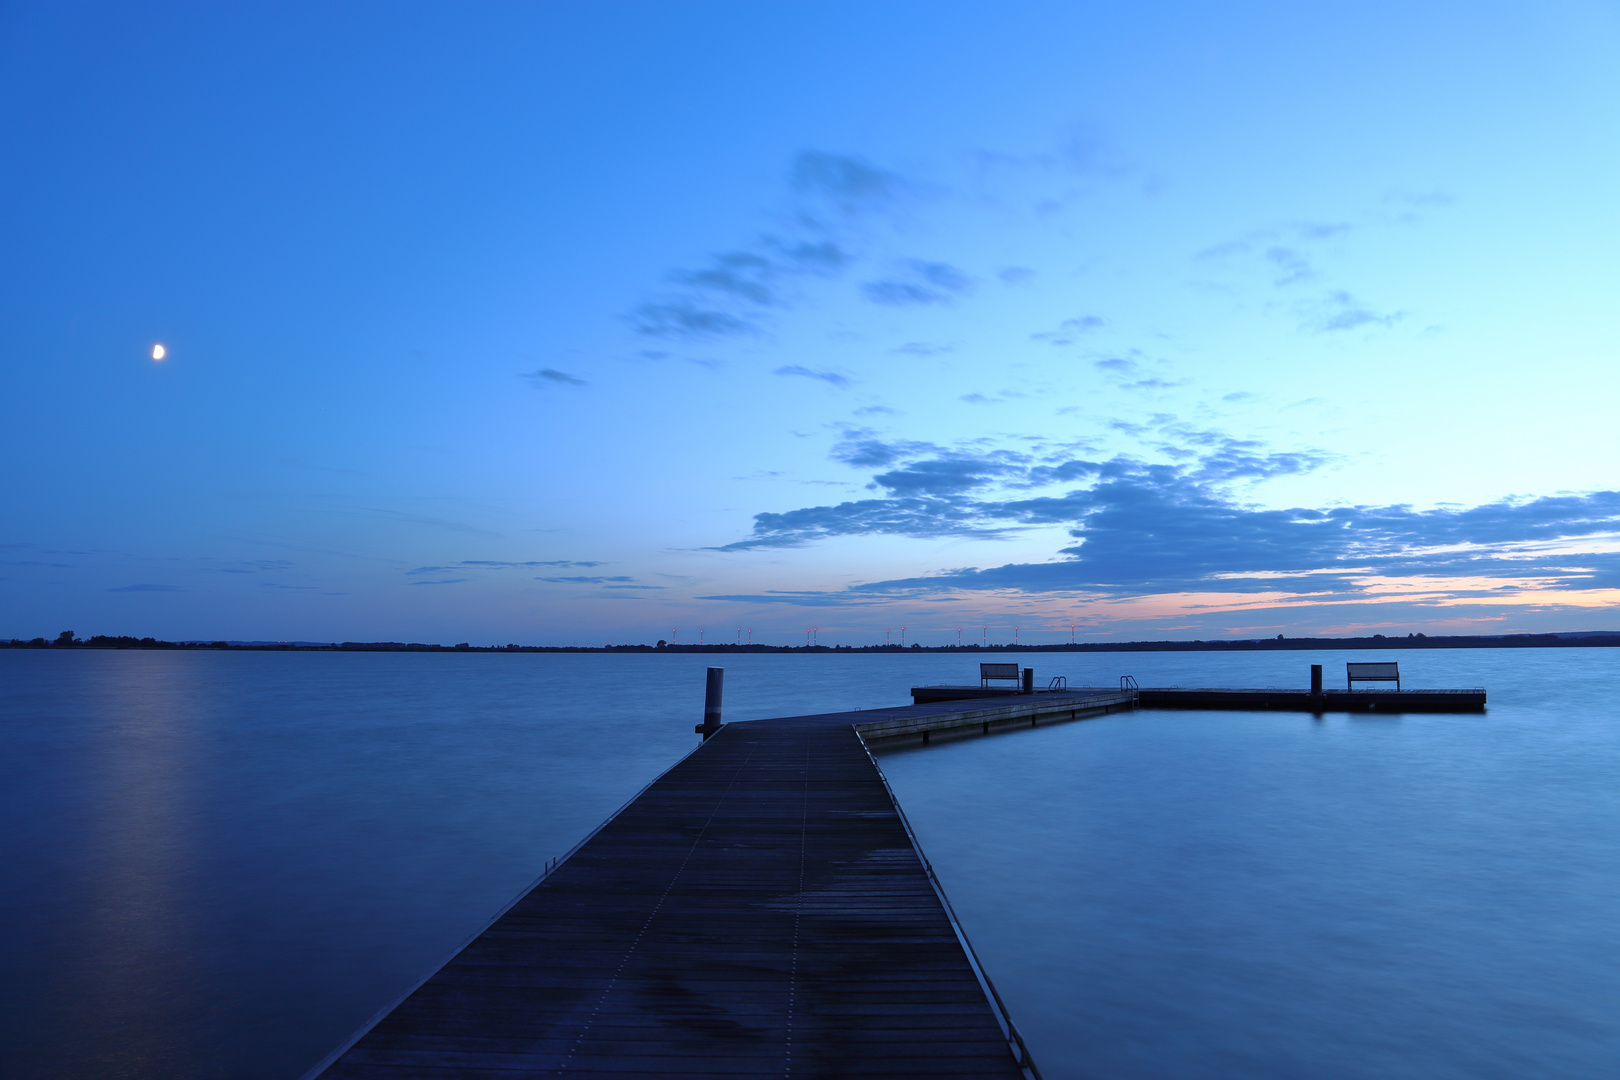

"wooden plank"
[1136,687,1485,711]
[308,704,1043,1079]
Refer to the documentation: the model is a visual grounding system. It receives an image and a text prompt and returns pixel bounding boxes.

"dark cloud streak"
[710,432,1620,604]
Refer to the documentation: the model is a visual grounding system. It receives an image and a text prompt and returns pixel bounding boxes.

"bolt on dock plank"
[305,692,1128,1080]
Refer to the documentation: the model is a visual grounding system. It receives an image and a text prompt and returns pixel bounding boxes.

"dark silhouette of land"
[8,631,1620,653]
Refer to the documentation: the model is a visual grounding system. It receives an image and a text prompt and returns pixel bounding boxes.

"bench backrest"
[1346,662,1399,681]
[980,663,1021,685]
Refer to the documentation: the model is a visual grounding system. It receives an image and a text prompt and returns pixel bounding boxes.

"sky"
[4,0,1619,646]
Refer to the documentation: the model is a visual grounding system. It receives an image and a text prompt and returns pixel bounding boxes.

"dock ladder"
[1120,674,1139,705]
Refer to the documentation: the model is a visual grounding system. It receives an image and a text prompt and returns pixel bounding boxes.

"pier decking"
[306,690,1129,1079]
[913,685,1487,712]
[1135,686,1486,711]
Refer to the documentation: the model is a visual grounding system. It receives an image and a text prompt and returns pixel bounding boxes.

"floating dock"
[307,690,1130,1080]
[1136,686,1486,712]
[912,685,1485,712]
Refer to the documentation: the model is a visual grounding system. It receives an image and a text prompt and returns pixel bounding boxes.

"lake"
[2,648,1617,1078]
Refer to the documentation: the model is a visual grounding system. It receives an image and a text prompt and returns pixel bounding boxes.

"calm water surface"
[3,649,1617,1078]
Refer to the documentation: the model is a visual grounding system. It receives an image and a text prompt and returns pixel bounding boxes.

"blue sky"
[4,0,1619,645]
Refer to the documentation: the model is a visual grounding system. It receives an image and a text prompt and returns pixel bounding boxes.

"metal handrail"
[1120,674,1139,704]
[1046,675,1068,691]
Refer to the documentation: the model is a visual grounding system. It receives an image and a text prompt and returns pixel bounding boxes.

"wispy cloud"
[1264,246,1315,285]
[1308,290,1403,333]
[407,559,603,576]
[107,583,184,592]
[774,365,851,388]
[668,251,779,305]
[695,590,887,607]
[861,260,972,306]
[524,367,588,387]
[624,150,916,343]
[628,301,754,340]
[891,341,952,356]
[537,575,635,584]
[1032,315,1104,344]
[789,150,906,212]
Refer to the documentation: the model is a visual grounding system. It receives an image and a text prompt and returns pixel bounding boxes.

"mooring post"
[1310,664,1323,696]
[695,667,724,739]
[1022,667,1034,695]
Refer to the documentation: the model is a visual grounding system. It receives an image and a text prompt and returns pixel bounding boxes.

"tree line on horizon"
[6,631,1620,653]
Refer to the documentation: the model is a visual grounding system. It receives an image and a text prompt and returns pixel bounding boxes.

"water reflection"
[78,657,201,1074]
[4,648,1618,1079]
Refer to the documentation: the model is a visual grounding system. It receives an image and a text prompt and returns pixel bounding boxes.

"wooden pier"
[306,690,1130,1079]
[1135,686,1486,712]
[913,684,1486,712]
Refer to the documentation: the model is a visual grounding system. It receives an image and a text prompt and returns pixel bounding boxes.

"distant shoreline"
[7,631,1620,653]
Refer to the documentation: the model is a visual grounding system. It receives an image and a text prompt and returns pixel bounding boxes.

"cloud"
[862,281,943,306]
[1090,351,1186,392]
[662,241,850,309]
[628,301,753,339]
[870,456,1022,496]
[536,575,635,584]
[695,591,887,607]
[409,579,467,585]
[1198,222,1353,264]
[767,238,851,273]
[891,342,952,356]
[1264,247,1314,285]
[830,433,941,468]
[524,367,587,387]
[1309,291,1403,333]
[774,365,851,388]
[1033,316,1105,344]
[624,152,894,343]
[713,495,1014,551]
[710,427,1620,606]
[999,267,1034,284]
[107,583,184,592]
[407,560,602,575]
[861,260,972,306]
[668,251,778,305]
[789,150,904,211]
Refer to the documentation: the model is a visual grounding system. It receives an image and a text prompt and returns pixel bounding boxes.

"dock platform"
[913,685,1486,712]
[306,691,1129,1079]
[1136,686,1486,711]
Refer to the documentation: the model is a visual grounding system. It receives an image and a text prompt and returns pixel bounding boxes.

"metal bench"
[980,662,1022,688]
[1347,662,1400,691]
